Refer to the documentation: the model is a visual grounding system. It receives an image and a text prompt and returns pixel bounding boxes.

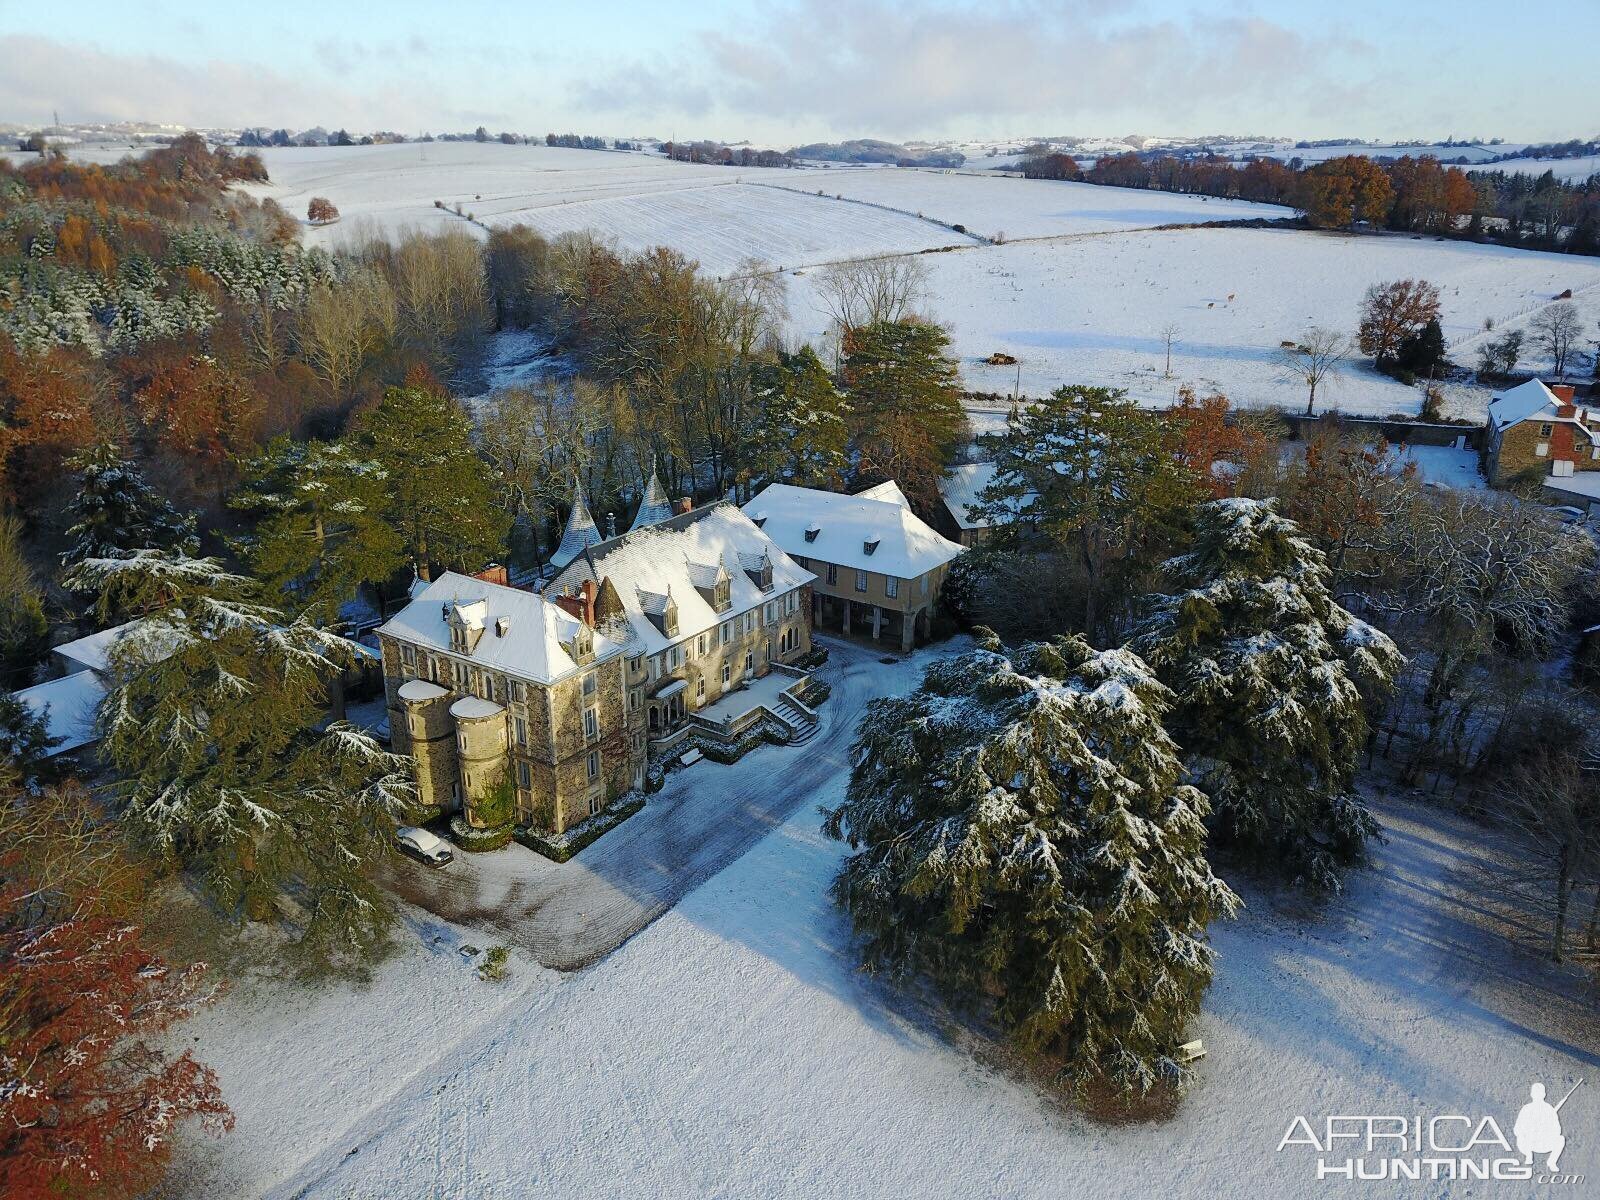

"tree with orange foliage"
[0,774,231,1200]
[1298,155,1394,229]
[130,352,262,498]
[1167,386,1270,499]
[0,344,102,508]
[306,196,339,225]
[1358,278,1441,367]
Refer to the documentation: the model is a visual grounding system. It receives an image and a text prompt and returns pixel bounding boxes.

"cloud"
[573,0,1380,138]
[0,35,429,131]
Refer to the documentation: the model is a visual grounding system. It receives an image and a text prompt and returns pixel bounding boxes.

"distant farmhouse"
[743,481,963,652]
[1485,380,1600,509]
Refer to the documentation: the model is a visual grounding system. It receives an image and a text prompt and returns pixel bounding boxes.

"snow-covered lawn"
[167,638,1598,1199]
[772,168,1290,242]
[781,226,1600,417]
[1393,443,1487,490]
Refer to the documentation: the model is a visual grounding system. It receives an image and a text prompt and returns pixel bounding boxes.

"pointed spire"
[630,457,675,531]
[550,475,602,570]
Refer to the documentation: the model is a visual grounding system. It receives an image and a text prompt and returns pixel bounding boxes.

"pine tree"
[748,346,849,490]
[824,629,1239,1098]
[1133,498,1404,892]
[351,386,509,581]
[230,436,404,621]
[64,550,415,966]
[841,320,968,506]
[60,441,197,569]
[0,691,60,787]
[973,385,1194,641]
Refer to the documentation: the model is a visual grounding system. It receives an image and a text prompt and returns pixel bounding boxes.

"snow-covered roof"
[1489,379,1595,434]
[546,503,814,657]
[854,480,911,509]
[630,463,675,531]
[449,695,504,720]
[1542,473,1600,502]
[13,671,106,755]
[936,462,1037,531]
[376,572,622,685]
[397,678,447,702]
[550,480,603,571]
[744,483,963,578]
[51,620,139,674]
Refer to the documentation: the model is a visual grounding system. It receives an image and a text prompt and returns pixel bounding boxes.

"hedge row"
[514,793,646,863]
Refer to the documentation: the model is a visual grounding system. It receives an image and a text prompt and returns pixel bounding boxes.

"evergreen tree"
[0,691,60,787]
[748,346,850,490]
[1133,498,1404,892]
[351,387,509,581]
[230,436,404,621]
[825,629,1240,1097]
[60,441,197,569]
[841,320,968,506]
[64,550,415,967]
[973,385,1194,642]
[1396,317,1447,378]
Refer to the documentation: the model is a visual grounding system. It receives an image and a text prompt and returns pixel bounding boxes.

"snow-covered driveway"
[384,636,928,970]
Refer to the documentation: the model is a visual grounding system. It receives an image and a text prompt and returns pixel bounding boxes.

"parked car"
[396,825,453,867]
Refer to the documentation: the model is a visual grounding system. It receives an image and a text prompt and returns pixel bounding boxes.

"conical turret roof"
[630,460,675,532]
[550,477,602,570]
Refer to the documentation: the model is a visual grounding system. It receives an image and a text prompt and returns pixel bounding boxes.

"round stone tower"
[449,695,509,829]
[398,679,455,821]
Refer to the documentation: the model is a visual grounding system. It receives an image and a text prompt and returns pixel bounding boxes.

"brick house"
[743,481,964,652]
[1484,380,1599,487]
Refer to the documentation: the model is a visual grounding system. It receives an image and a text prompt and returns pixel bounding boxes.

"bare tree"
[1530,301,1583,377]
[813,255,929,332]
[1279,327,1350,415]
[1158,323,1180,378]
[1494,736,1600,962]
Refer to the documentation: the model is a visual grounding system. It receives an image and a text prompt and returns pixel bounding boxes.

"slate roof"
[743,483,963,578]
[376,572,623,685]
[545,503,814,656]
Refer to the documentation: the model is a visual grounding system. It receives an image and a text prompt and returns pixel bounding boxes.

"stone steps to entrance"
[772,698,820,746]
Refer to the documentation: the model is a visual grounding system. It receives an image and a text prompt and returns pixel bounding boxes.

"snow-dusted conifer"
[60,442,197,570]
[1134,497,1404,892]
[748,346,849,490]
[230,436,403,620]
[65,549,415,966]
[825,629,1239,1097]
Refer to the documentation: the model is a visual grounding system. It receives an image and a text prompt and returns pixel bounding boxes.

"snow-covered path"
[260,784,1596,1199]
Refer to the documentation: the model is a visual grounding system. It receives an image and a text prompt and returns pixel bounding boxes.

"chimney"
[1551,383,1577,417]
[677,496,693,514]
[580,578,597,628]
[472,564,509,587]
[606,512,617,539]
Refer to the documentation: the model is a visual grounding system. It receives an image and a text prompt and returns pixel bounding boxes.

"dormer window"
[663,596,678,638]
[495,616,511,638]
[714,578,730,612]
[863,538,880,556]
[804,525,820,543]
[751,512,767,529]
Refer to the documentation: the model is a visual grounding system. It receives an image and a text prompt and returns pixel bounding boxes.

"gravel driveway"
[384,636,936,970]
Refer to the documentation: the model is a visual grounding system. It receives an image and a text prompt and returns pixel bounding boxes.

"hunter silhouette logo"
[1514,1080,1580,1172]
[1277,1078,1586,1183]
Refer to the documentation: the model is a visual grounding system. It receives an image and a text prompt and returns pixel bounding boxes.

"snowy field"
[769,169,1290,242]
[780,226,1600,417]
[1467,154,1600,182]
[483,182,972,277]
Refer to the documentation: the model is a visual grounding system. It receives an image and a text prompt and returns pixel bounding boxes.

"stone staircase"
[772,695,821,746]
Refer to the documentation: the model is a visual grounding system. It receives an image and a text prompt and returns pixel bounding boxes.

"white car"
[395,826,453,867]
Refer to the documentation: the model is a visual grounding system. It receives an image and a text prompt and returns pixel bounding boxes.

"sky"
[0,0,1594,146]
